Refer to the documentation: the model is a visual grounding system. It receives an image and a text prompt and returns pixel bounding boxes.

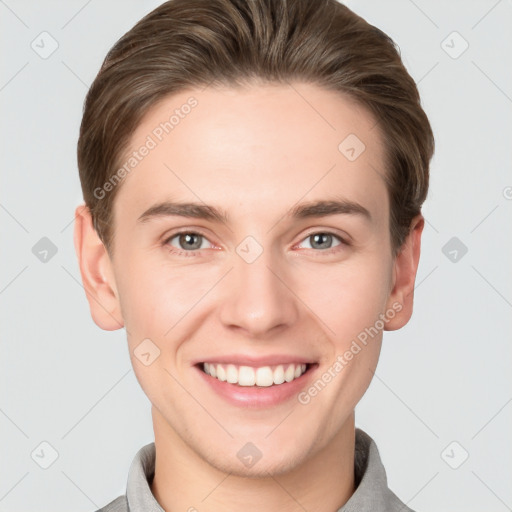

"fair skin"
[74,82,423,512]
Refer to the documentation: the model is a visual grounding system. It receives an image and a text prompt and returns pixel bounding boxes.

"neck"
[150,408,356,512]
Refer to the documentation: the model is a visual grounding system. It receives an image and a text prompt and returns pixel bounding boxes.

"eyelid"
[162,227,213,242]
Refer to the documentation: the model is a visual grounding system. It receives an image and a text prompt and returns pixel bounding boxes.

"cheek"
[294,255,392,343]
[116,256,186,324]
[116,257,217,356]
[116,260,195,397]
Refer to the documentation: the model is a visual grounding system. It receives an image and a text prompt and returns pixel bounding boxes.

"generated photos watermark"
[297,301,403,405]
[93,96,198,200]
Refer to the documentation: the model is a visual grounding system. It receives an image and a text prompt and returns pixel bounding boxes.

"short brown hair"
[77,0,434,257]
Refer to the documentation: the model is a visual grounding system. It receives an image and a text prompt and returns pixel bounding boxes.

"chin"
[206,447,309,478]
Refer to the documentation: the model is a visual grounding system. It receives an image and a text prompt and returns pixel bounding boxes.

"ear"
[384,213,424,331]
[73,203,124,330]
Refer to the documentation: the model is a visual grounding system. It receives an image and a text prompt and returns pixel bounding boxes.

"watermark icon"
[237,442,263,468]
[31,441,59,469]
[32,237,58,263]
[93,96,198,200]
[236,235,264,264]
[442,236,468,263]
[441,31,469,60]
[298,301,402,405]
[133,338,161,366]
[503,186,512,200]
[441,441,469,469]
[31,31,59,59]
[338,133,366,162]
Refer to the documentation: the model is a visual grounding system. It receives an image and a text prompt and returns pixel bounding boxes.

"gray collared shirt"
[96,428,414,512]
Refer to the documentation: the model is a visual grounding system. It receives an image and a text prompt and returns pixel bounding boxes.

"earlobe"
[73,203,124,331]
[384,214,424,331]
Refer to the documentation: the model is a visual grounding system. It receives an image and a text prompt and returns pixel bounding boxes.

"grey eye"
[303,233,342,250]
[168,232,209,251]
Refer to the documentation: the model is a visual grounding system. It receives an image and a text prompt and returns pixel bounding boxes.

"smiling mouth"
[199,362,312,387]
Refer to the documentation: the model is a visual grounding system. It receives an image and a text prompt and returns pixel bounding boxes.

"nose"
[218,244,299,338]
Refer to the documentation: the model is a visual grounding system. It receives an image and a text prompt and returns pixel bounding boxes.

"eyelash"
[162,229,350,257]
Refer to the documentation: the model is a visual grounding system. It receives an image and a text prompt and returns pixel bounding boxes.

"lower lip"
[195,364,316,408]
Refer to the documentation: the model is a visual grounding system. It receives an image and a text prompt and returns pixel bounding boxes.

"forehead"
[113,82,388,229]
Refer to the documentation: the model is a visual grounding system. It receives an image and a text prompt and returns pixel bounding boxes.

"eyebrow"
[137,198,372,225]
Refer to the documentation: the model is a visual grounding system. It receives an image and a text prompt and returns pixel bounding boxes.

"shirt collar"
[339,428,414,511]
[125,428,413,512]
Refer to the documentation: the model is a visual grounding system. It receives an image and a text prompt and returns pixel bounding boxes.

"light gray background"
[1,1,511,511]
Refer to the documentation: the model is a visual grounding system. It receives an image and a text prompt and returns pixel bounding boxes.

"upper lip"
[193,354,316,367]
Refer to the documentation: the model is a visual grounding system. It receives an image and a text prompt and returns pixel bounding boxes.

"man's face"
[103,83,400,475]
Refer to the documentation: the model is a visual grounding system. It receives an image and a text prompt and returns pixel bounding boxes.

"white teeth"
[226,364,238,384]
[273,365,285,385]
[202,362,308,387]
[255,366,274,387]
[284,364,295,382]
[238,366,255,386]
[216,364,226,382]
